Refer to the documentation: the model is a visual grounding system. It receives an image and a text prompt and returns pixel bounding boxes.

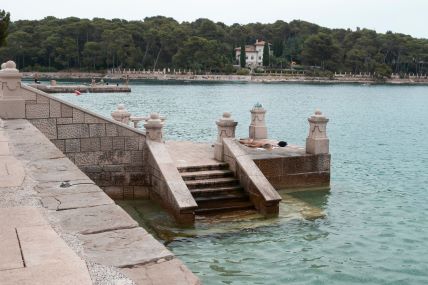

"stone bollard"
[144,113,164,142]
[306,110,329,155]
[111,104,131,125]
[0,60,25,119]
[249,103,267,140]
[214,112,238,161]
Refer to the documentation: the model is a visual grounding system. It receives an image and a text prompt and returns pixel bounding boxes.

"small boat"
[74,90,81,96]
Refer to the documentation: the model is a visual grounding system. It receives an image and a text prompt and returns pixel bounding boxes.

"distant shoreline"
[22,72,428,86]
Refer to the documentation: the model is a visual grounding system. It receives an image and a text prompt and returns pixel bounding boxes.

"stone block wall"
[253,154,331,190]
[20,85,148,199]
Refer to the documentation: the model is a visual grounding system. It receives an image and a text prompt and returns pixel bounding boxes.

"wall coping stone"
[21,84,146,137]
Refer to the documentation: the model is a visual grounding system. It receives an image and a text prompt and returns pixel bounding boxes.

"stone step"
[181,169,234,181]
[195,201,255,215]
[177,163,228,173]
[195,192,248,204]
[185,177,239,189]
[190,185,245,197]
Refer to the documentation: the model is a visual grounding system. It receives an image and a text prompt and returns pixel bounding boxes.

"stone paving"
[165,140,220,167]
[0,119,200,285]
[0,207,92,285]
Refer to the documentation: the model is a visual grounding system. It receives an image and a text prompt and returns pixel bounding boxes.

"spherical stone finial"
[5,60,17,69]
[150,112,160,119]
[223,112,231,118]
[315,109,322,115]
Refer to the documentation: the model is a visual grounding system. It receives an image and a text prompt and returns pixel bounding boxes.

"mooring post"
[111,103,131,125]
[249,103,267,139]
[214,112,238,161]
[144,113,164,142]
[306,110,329,154]
[0,60,25,119]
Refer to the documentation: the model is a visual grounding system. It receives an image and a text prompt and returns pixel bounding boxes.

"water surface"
[56,82,428,284]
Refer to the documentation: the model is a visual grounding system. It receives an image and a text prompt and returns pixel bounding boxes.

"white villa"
[235,40,271,67]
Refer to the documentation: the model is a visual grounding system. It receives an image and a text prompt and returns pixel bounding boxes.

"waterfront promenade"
[22,71,428,85]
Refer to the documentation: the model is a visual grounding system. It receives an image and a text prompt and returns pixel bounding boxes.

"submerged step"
[195,192,248,203]
[195,201,255,215]
[190,185,244,197]
[181,169,234,181]
[178,163,229,173]
[185,177,239,189]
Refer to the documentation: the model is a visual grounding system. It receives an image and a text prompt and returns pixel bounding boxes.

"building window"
[259,56,261,60]
[251,56,254,60]
[246,56,248,60]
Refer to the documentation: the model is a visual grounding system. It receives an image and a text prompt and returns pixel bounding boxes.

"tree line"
[0,14,427,77]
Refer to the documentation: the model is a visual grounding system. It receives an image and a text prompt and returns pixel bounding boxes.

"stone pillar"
[306,110,329,154]
[0,61,25,119]
[111,104,131,125]
[249,103,267,140]
[214,112,238,161]
[144,113,164,142]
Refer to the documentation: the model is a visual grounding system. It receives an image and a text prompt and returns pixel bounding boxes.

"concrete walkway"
[0,119,200,285]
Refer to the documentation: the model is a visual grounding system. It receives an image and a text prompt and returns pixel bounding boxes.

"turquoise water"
[56,82,428,284]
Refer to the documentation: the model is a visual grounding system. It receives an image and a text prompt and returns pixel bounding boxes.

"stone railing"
[145,140,198,225]
[222,138,282,215]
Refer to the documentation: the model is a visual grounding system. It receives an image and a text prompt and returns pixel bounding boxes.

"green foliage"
[302,32,341,70]
[373,63,392,80]
[263,42,270,66]
[0,16,426,76]
[236,68,250,75]
[173,36,227,71]
[0,10,10,47]
[240,43,246,68]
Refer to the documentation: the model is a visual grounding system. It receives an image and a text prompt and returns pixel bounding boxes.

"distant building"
[235,40,272,67]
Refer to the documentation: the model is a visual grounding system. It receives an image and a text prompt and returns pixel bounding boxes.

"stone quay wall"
[19,84,148,199]
[253,154,331,191]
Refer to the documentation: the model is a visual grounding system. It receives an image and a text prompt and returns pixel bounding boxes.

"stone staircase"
[178,163,255,215]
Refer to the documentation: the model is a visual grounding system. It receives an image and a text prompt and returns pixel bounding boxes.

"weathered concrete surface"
[81,227,174,268]
[41,191,114,210]
[0,128,25,187]
[0,119,200,284]
[121,259,201,285]
[53,204,138,234]
[0,207,92,285]
[0,228,24,271]
[0,156,25,187]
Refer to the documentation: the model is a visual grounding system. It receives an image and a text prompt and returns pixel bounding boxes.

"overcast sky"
[3,0,427,38]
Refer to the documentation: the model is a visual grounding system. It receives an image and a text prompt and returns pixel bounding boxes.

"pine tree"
[240,43,246,68]
[0,10,10,47]
[263,42,270,66]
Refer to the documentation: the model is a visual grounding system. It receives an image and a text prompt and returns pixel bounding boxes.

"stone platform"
[165,141,219,168]
[165,140,330,191]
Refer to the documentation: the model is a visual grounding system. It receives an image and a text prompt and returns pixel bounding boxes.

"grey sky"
[3,0,427,38]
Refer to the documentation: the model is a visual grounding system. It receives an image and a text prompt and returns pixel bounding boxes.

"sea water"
[56,82,428,284]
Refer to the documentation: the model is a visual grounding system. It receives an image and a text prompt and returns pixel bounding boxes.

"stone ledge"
[80,227,174,268]
[121,258,201,285]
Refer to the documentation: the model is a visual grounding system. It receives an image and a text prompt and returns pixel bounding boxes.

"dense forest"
[0,14,428,77]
